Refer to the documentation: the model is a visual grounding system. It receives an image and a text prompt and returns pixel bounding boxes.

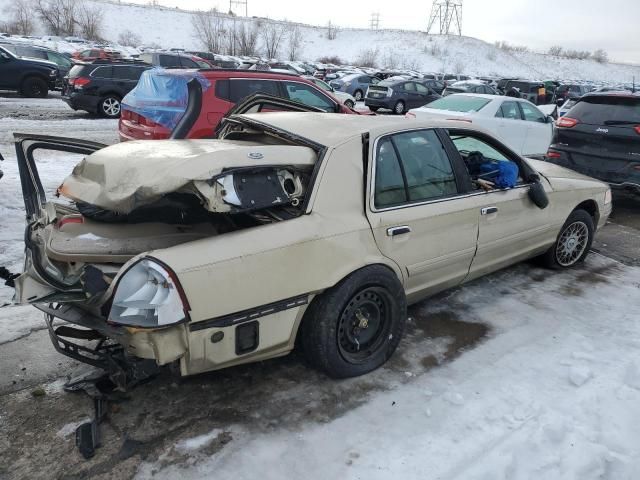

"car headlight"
[604,188,612,206]
[109,258,190,328]
[49,70,57,76]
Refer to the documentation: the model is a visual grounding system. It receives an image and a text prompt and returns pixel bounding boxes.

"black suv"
[365,78,441,114]
[63,62,151,118]
[547,92,640,192]
[0,45,58,97]
[0,43,71,87]
[138,52,205,69]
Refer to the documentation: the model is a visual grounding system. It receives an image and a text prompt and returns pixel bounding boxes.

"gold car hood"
[58,139,316,213]
[526,158,596,182]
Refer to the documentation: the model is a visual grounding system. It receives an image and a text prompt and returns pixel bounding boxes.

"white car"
[408,93,554,157]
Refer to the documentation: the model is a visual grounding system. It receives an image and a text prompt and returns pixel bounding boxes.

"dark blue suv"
[0,45,58,97]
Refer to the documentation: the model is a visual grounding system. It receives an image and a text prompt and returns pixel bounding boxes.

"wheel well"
[20,74,48,86]
[293,263,402,344]
[573,200,599,225]
[101,92,122,100]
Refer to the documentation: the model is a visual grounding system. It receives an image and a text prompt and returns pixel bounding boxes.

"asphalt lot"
[0,93,638,480]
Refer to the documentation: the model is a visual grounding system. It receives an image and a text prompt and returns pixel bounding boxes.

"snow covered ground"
[134,254,640,480]
[0,0,639,83]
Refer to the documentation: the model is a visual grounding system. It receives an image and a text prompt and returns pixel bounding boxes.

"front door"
[366,128,483,302]
[494,99,529,154]
[444,131,554,280]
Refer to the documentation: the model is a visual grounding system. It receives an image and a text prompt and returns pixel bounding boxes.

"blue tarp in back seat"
[121,68,211,130]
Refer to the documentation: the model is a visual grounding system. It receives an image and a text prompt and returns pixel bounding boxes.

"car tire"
[393,100,405,115]
[20,77,48,98]
[540,209,594,269]
[299,265,406,378]
[99,95,122,118]
[353,90,363,101]
[369,106,380,112]
[344,100,355,109]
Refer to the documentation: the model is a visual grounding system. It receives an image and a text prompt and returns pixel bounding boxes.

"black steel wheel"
[299,265,406,378]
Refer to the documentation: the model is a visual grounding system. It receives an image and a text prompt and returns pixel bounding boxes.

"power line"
[427,0,463,36]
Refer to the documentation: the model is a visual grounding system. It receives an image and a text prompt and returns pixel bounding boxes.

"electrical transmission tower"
[426,0,463,35]
[370,12,381,30]
[229,0,248,16]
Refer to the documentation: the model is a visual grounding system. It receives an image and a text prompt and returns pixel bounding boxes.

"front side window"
[520,102,546,123]
[282,81,335,112]
[415,83,428,94]
[374,130,458,208]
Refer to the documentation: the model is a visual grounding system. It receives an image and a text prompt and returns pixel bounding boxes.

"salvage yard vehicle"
[0,45,59,97]
[63,61,151,118]
[408,94,554,157]
[365,78,441,114]
[547,92,640,193]
[119,69,357,140]
[12,94,611,398]
[329,73,380,101]
[304,76,357,109]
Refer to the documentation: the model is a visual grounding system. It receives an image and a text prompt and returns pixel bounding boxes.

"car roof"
[233,112,490,146]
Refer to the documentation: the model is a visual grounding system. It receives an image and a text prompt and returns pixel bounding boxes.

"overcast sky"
[131,0,640,63]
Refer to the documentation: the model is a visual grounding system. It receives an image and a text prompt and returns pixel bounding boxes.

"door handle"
[481,206,498,215]
[387,226,411,237]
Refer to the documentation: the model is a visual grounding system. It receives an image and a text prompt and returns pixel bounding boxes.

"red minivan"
[119,69,356,141]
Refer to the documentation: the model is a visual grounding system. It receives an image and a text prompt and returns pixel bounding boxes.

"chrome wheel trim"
[354,90,363,101]
[556,221,589,266]
[103,97,120,116]
[395,101,404,114]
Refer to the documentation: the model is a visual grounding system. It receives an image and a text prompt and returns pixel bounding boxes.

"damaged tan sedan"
[12,109,612,388]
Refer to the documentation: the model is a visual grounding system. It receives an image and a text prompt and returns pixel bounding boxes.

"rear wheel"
[393,100,405,115]
[299,265,406,378]
[344,100,355,109]
[353,89,363,101]
[99,95,121,118]
[21,77,48,98]
[540,209,594,269]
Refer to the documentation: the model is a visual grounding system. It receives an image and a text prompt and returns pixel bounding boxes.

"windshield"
[425,95,491,113]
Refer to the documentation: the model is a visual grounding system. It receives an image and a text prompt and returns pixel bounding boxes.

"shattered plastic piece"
[121,68,211,130]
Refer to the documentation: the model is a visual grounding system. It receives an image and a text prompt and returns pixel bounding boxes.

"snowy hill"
[1,0,639,84]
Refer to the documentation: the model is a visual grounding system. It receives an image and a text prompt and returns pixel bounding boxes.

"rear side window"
[569,96,640,125]
[91,66,113,79]
[180,56,200,68]
[127,67,147,81]
[374,130,458,208]
[228,79,279,103]
[160,54,182,68]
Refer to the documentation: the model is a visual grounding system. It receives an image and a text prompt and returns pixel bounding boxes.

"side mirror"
[528,180,549,209]
[556,99,564,106]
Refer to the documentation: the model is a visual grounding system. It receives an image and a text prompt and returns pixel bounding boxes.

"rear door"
[493,99,529,154]
[553,96,640,183]
[366,128,482,302]
[518,101,553,156]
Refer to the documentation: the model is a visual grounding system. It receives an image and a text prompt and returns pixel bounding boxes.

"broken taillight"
[57,215,84,229]
[634,126,640,135]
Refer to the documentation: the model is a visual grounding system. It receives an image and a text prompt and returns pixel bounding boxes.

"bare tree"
[591,49,608,63]
[233,21,259,56]
[118,29,142,47]
[261,22,286,59]
[286,25,303,61]
[5,0,35,35]
[192,9,226,53]
[76,2,103,40]
[326,20,338,40]
[33,0,77,36]
[356,47,379,68]
[548,45,563,56]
